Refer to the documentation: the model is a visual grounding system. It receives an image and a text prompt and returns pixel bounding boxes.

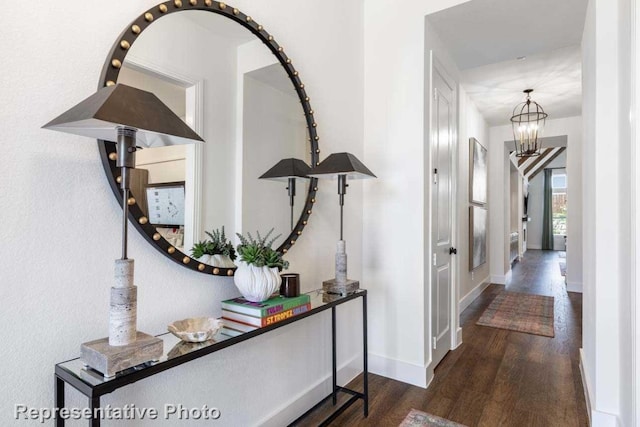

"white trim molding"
[591,412,621,427]
[368,352,431,389]
[455,327,463,349]
[632,0,640,423]
[459,276,491,312]
[580,348,593,424]
[566,281,583,293]
[491,270,511,285]
[581,348,621,427]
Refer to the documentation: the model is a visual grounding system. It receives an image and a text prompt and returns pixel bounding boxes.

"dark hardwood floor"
[298,250,588,427]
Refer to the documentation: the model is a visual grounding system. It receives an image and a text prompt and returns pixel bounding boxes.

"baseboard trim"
[459,277,491,312]
[368,352,428,388]
[579,349,621,426]
[490,270,511,285]
[257,354,362,426]
[566,280,583,293]
[490,275,505,284]
[579,348,593,425]
[455,327,463,348]
[591,411,620,427]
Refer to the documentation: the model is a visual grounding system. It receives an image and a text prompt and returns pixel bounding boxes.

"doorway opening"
[421,0,587,423]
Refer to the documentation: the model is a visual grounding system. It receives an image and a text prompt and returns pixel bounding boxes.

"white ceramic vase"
[197,254,236,268]
[233,261,281,302]
[211,254,236,268]
[197,254,212,265]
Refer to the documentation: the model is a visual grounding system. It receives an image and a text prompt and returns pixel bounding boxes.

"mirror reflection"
[116,11,312,266]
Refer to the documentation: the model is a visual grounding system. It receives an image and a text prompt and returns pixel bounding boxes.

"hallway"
[303,250,587,426]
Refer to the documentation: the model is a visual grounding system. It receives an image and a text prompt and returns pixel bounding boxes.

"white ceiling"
[461,45,582,126]
[428,0,588,70]
[427,0,587,126]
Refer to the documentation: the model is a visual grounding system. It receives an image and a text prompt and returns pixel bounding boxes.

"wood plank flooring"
[297,250,588,427]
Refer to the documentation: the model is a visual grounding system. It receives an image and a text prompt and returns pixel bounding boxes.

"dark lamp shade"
[308,152,376,179]
[42,84,204,147]
[259,158,312,181]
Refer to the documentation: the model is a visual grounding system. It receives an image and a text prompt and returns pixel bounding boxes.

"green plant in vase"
[205,227,237,261]
[236,228,289,270]
[234,228,289,302]
[190,226,236,268]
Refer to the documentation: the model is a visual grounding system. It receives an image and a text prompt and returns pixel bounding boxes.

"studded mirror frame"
[97,0,320,276]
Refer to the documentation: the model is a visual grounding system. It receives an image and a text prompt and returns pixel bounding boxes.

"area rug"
[476,291,555,337]
[399,409,467,427]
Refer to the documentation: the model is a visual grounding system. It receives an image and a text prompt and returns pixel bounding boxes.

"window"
[552,172,567,235]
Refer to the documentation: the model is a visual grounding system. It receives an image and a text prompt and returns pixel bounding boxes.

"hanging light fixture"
[510,89,548,157]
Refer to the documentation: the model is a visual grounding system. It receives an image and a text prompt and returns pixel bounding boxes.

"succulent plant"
[190,226,236,260]
[236,228,289,270]
[205,226,236,259]
[190,241,210,259]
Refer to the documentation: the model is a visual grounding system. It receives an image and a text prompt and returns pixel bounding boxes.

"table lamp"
[308,152,376,295]
[259,158,312,230]
[43,84,204,378]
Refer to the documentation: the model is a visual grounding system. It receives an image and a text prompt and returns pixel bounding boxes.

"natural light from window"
[552,172,567,235]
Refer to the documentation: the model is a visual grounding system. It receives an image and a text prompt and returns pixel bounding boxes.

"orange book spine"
[261,303,311,327]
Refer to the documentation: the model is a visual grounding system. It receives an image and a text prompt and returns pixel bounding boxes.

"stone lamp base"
[80,259,163,378]
[323,240,360,296]
[323,278,360,296]
[81,332,163,379]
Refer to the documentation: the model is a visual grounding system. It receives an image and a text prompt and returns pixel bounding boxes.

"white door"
[431,62,456,367]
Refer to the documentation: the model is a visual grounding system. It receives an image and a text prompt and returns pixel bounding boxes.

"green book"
[221,294,311,318]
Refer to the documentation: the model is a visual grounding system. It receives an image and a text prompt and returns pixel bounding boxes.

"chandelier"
[510,89,548,157]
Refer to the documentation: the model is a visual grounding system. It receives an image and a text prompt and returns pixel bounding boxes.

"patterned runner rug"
[476,291,554,337]
[399,409,467,427]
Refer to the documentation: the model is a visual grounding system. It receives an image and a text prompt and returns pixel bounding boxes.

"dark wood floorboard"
[295,250,588,427]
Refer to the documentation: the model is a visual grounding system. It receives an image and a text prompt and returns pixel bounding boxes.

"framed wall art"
[470,137,488,205]
[470,205,488,270]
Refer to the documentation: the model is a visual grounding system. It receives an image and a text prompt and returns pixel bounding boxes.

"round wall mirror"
[98,2,319,276]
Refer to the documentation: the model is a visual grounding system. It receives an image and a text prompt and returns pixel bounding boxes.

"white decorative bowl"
[167,317,224,343]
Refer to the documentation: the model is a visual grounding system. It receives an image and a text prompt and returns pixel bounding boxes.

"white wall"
[458,87,491,311]
[489,116,582,291]
[120,12,240,244]
[362,0,470,388]
[581,0,635,425]
[526,151,566,250]
[0,1,364,425]
[241,73,308,238]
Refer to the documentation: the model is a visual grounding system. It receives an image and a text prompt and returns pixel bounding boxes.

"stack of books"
[220,294,311,337]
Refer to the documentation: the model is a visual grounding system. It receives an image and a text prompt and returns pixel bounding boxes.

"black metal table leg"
[363,293,369,417]
[55,375,65,427]
[331,306,337,405]
[90,396,101,427]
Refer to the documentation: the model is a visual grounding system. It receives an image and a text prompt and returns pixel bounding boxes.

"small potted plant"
[190,227,236,268]
[234,229,289,302]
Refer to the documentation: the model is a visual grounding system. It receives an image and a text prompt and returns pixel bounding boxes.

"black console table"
[55,289,368,426]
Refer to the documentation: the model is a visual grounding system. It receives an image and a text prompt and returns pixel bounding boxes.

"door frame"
[425,51,461,381]
[632,0,639,423]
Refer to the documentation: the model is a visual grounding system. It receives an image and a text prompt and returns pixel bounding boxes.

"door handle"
[449,247,457,255]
